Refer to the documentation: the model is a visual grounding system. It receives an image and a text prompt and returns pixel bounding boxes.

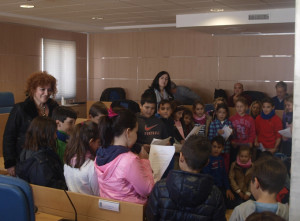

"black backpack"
[111,99,141,113]
[242,91,266,102]
[100,87,126,102]
[214,89,227,100]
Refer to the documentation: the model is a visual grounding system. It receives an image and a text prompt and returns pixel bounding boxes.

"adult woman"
[3,71,58,176]
[149,71,173,106]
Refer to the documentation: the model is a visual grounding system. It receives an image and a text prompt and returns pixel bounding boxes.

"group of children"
[13,84,292,221]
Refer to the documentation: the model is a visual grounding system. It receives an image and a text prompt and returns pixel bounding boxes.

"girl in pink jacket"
[95,108,154,204]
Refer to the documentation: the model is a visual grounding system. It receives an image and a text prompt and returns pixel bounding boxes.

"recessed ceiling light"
[210,8,224,12]
[92,17,103,20]
[20,4,34,8]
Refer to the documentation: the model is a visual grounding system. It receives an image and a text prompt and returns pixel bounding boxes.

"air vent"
[248,14,269,20]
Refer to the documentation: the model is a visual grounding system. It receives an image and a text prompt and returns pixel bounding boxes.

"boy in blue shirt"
[203,135,234,207]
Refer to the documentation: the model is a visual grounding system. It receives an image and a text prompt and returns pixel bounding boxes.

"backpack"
[100,87,126,102]
[111,99,141,113]
[214,89,227,100]
[242,91,266,102]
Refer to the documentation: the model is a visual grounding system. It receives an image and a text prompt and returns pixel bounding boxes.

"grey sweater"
[229,200,289,221]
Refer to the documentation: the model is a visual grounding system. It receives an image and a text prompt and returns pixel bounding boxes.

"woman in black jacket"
[3,71,58,176]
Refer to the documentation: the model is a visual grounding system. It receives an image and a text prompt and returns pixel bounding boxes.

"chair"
[0,175,35,221]
[111,99,140,113]
[0,92,15,114]
[100,88,126,102]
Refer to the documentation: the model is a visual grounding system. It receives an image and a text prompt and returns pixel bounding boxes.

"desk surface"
[36,212,63,221]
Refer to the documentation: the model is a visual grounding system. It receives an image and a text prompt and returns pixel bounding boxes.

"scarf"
[261,109,275,120]
[193,113,206,125]
[236,156,252,169]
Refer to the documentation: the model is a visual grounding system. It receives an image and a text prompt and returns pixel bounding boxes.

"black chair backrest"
[111,99,140,113]
[100,88,126,102]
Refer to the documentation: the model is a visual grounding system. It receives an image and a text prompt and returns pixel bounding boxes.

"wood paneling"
[89,29,294,104]
[0,22,87,103]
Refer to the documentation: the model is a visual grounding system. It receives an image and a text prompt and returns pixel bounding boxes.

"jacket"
[16,146,67,190]
[64,159,99,196]
[229,162,253,195]
[3,97,58,168]
[229,200,289,221]
[146,170,226,221]
[95,145,154,204]
[202,155,230,190]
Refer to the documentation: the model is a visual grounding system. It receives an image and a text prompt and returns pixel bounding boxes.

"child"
[16,117,66,189]
[208,103,233,172]
[88,101,108,124]
[95,108,154,204]
[254,97,282,154]
[249,100,262,119]
[52,106,77,162]
[229,156,289,221]
[136,89,168,152]
[181,109,194,137]
[272,81,288,110]
[203,136,235,207]
[281,94,293,157]
[230,97,256,162]
[172,105,185,139]
[193,100,211,136]
[157,100,184,144]
[229,146,253,207]
[146,135,226,221]
[208,97,227,120]
[64,121,100,196]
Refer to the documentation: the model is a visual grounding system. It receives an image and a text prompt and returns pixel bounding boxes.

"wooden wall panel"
[89,29,294,104]
[0,22,87,103]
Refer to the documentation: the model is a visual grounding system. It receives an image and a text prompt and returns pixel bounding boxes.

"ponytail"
[98,108,137,148]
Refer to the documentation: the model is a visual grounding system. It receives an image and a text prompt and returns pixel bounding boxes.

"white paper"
[151,137,171,145]
[258,143,267,152]
[185,125,203,140]
[149,145,175,182]
[221,125,232,141]
[279,127,292,138]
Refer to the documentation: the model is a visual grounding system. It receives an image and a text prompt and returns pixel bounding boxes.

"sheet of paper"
[185,125,203,140]
[151,137,171,145]
[149,145,175,182]
[278,127,292,138]
[221,125,232,141]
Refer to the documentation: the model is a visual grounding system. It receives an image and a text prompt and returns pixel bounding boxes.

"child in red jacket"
[254,97,282,154]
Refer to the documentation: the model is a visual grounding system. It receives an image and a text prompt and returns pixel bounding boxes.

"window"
[42,39,76,99]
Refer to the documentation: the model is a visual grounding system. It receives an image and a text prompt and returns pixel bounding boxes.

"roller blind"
[42,38,76,99]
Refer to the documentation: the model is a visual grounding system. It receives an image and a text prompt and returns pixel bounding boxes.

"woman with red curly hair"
[3,71,59,176]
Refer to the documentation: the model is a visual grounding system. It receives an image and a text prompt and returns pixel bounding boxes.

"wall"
[89,29,294,103]
[0,22,87,103]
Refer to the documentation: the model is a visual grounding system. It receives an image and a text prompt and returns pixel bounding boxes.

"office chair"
[0,92,15,114]
[0,175,35,221]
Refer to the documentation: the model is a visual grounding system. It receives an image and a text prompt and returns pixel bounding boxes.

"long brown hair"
[64,121,99,168]
[24,116,57,151]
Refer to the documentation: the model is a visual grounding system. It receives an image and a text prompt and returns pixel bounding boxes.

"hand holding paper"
[149,145,175,182]
[221,125,232,141]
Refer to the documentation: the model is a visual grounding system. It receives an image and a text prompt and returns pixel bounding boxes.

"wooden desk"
[32,184,144,221]
[36,212,63,221]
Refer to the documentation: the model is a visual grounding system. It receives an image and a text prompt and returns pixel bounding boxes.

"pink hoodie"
[94,151,154,204]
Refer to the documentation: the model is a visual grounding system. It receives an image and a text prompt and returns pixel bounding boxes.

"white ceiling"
[0,0,295,34]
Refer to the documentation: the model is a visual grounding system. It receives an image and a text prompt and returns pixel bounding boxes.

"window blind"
[42,38,76,99]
